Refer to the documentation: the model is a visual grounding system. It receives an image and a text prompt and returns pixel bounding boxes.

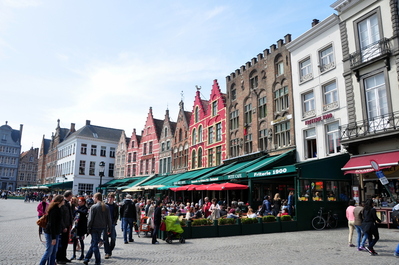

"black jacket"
[153,206,162,226]
[106,202,119,225]
[44,206,63,240]
[120,199,138,221]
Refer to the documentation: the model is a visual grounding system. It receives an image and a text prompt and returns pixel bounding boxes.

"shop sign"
[191,177,221,184]
[174,181,187,185]
[226,173,245,180]
[248,166,296,178]
[376,170,389,185]
[304,113,333,125]
[271,114,292,125]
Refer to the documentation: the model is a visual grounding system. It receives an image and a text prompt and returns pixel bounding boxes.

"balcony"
[341,111,399,141]
[349,38,392,70]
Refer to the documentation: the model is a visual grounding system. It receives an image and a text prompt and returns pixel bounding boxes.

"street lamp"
[99,161,105,194]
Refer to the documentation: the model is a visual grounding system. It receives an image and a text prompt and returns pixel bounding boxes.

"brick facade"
[171,101,191,174]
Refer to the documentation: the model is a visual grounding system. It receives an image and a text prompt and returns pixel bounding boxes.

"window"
[131,140,135,148]
[198,126,203,142]
[191,150,196,169]
[195,107,199,123]
[303,91,315,118]
[161,142,165,152]
[140,160,143,175]
[208,127,214,144]
[259,96,267,119]
[275,121,290,148]
[230,138,239,158]
[216,146,222,166]
[212,101,218,116]
[326,122,341,154]
[149,142,153,154]
[145,159,149,174]
[365,73,388,131]
[128,153,132,163]
[100,146,106,156]
[151,158,155,173]
[109,147,115,158]
[250,75,258,90]
[164,127,168,137]
[319,45,335,72]
[216,123,222,142]
[299,58,312,82]
[305,128,317,159]
[198,148,203,168]
[179,129,182,142]
[230,110,239,130]
[208,148,214,167]
[108,163,114,177]
[259,129,268,151]
[231,85,236,101]
[78,183,93,195]
[244,134,252,154]
[19,173,24,181]
[133,152,137,162]
[323,81,338,111]
[143,143,147,155]
[89,161,95,175]
[81,144,87,155]
[192,129,197,145]
[132,164,136,176]
[127,165,131,176]
[277,61,284,76]
[244,103,252,124]
[90,145,97,156]
[274,86,289,112]
[29,156,34,162]
[79,161,86,175]
[357,13,381,62]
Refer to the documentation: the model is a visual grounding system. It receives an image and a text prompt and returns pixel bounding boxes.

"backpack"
[37,214,48,228]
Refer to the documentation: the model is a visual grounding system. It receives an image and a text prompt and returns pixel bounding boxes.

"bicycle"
[311,207,338,230]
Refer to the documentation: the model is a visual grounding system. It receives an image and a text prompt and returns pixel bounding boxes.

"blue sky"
[0,0,336,151]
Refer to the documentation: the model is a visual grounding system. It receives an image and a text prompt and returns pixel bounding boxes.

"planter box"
[281,220,297,232]
[191,225,218,238]
[181,226,191,239]
[218,224,241,237]
[241,223,262,235]
[262,222,281,233]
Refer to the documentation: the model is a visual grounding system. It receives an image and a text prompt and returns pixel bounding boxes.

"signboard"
[225,173,245,180]
[191,176,221,184]
[248,165,296,178]
[376,170,389,185]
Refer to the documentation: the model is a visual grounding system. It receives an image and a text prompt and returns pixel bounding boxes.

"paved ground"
[1,199,399,265]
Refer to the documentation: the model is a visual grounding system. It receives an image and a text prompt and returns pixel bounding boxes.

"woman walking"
[37,195,49,238]
[362,198,381,255]
[70,197,88,261]
[39,195,64,265]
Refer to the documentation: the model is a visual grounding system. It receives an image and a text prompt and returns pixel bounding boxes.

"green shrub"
[180,219,187,227]
[218,218,236,225]
[241,217,258,224]
[262,215,276,223]
[280,215,292,221]
[191,218,212,226]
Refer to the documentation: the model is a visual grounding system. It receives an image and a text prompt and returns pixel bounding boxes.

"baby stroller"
[139,216,152,236]
[164,215,185,244]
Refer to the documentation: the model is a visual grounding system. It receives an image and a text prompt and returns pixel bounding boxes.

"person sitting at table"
[227,209,239,219]
[246,207,257,218]
[219,205,227,217]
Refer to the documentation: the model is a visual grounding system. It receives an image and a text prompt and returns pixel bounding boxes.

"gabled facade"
[17,147,39,188]
[126,129,141,178]
[331,0,399,155]
[287,15,348,162]
[226,35,295,159]
[137,107,162,176]
[159,109,176,176]
[171,101,191,174]
[56,120,123,195]
[115,131,130,179]
[0,122,23,190]
[188,87,209,170]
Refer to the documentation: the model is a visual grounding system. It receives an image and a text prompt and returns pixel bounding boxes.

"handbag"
[37,214,48,228]
[160,221,166,231]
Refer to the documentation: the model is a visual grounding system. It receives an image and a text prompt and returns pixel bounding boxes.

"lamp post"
[99,161,105,194]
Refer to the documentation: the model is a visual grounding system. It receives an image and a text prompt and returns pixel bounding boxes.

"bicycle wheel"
[312,216,326,230]
[328,217,338,228]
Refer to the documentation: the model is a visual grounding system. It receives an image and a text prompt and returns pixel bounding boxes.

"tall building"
[226,35,295,160]
[126,129,141,177]
[159,109,176,176]
[0,122,23,190]
[115,131,130,178]
[17,147,39,188]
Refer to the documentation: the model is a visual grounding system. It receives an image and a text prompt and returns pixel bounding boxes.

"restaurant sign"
[191,176,221,184]
[225,173,245,180]
[248,165,296,178]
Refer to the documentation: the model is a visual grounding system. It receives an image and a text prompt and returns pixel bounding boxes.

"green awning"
[44,181,73,190]
[173,167,219,185]
[248,165,297,179]
[157,185,179,190]
[237,149,296,173]
[116,177,146,190]
[296,153,350,180]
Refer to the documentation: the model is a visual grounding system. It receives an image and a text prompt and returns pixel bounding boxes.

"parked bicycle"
[311,207,338,230]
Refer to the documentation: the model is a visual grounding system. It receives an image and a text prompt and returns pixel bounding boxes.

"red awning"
[341,150,399,175]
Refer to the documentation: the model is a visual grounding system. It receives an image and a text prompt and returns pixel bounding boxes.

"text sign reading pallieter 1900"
[248,166,296,178]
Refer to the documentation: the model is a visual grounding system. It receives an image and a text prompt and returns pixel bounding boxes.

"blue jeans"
[122,217,134,243]
[103,224,116,255]
[354,225,363,247]
[395,243,399,255]
[39,233,59,265]
[85,228,104,265]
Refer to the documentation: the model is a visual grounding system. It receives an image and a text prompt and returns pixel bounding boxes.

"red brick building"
[171,101,191,174]
[159,109,176,176]
[126,129,141,177]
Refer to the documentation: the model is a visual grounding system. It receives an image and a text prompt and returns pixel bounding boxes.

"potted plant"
[280,215,297,232]
[241,217,262,235]
[191,218,217,238]
[262,215,280,233]
[218,217,241,237]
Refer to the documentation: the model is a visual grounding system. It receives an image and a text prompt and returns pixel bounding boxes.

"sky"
[0,0,336,151]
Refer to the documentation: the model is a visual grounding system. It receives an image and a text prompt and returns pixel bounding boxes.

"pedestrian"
[353,201,365,251]
[39,195,64,265]
[346,199,356,247]
[287,191,295,216]
[362,198,381,255]
[104,192,119,259]
[261,196,272,216]
[56,190,73,264]
[152,200,162,244]
[83,192,112,265]
[37,195,49,238]
[272,193,282,216]
[70,196,88,261]
[120,194,139,244]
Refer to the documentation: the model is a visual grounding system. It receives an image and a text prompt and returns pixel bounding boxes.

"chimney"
[284,34,292,44]
[19,124,23,143]
[70,123,76,133]
[312,19,320,27]
[86,120,91,125]
[277,39,284,48]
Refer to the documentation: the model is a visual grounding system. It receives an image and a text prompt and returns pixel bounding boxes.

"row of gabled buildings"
[27,0,399,216]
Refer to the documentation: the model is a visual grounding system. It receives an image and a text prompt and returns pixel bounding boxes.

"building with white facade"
[287,14,348,162]
[56,120,123,195]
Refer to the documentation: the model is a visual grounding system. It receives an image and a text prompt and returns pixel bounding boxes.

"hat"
[126,194,132,199]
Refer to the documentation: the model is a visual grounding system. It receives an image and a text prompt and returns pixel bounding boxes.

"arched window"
[179,128,183,142]
[164,127,168,137]
[191,150,196,169]
[198,148,202,168]
[198,125,203,142]
[192,129,197,145]
[195,106,199,123]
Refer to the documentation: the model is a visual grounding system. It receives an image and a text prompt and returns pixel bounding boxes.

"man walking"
[120,194,139,244]
[56,190,73,264]
[84,193,112,265]
[103,192,119,259]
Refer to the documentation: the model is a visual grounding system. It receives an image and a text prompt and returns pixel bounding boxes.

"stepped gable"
[153,118,164,140]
